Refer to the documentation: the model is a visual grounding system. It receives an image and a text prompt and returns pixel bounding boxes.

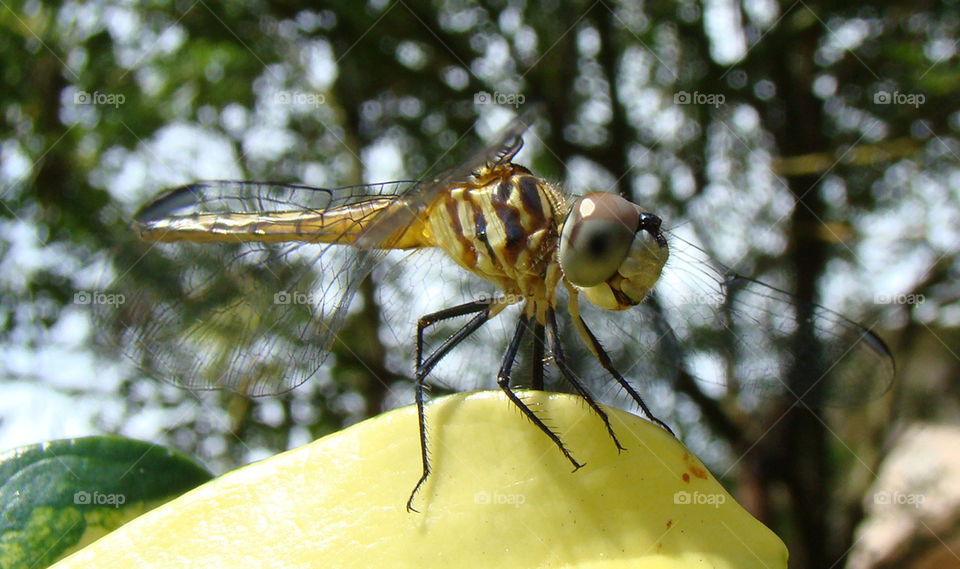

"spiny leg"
[408,300,492,513]
[572,313,674,436]
[546,308,625,452]
[531,317,546,390]
[498,312,583,471]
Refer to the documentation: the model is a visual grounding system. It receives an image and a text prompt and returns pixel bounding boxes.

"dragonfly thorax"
[425,163,565,303]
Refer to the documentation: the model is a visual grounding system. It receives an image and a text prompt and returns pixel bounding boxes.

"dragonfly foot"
[406,471,430,513]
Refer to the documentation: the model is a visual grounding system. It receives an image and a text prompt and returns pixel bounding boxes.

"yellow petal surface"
[52,391,787,568]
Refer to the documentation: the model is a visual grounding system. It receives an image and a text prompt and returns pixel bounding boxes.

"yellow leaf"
[52,391,787,568]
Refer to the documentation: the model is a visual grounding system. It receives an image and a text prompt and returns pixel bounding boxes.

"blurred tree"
[1,1,958,568]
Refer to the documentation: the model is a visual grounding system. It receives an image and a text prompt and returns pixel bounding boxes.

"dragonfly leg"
[497,313,584,471]
[545,308,626,452]
[571,312,675,436]
[408,300,492,513]
[531,317,546,390]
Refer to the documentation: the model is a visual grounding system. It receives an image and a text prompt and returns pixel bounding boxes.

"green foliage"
[0,436,212,567]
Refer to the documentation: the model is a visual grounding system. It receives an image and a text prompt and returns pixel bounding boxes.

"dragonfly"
[101,108,895,512]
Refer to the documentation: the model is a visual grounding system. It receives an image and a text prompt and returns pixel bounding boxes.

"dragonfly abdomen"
[138,197,436,249]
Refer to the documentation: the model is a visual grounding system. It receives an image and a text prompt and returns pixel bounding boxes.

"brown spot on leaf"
[682,451,709,479]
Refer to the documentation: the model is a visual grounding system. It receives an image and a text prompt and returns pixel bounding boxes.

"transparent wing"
[95,108,545,397]
[569,227,895,410]
[356,105,542,247]
[96,180,416,396]
[132,180,408,226]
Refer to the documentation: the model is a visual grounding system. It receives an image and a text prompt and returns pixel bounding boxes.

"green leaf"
[0,436,212,569]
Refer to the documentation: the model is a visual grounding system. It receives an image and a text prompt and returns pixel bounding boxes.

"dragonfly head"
[559,192,669,311]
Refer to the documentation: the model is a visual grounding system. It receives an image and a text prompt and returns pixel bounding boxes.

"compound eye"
[559,193,640,287]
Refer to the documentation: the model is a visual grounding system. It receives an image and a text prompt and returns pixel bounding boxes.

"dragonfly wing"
[96,181,417,396]
[99,107,545,397]
[572,229,895,410]
[666,233,895,406]
[356,105,543,248]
